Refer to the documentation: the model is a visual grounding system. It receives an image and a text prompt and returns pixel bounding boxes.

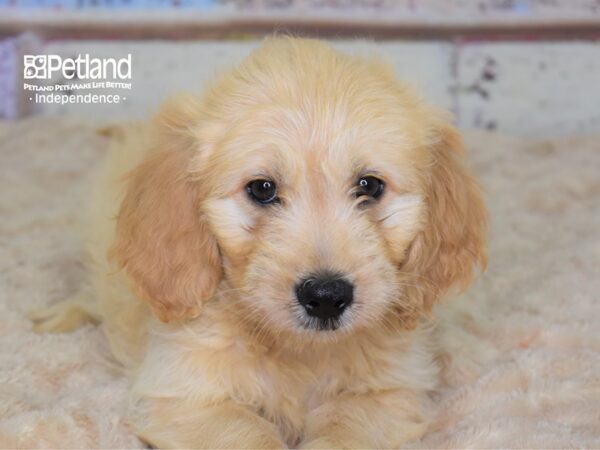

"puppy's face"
[199,102,428,335]
[113,39,487,340]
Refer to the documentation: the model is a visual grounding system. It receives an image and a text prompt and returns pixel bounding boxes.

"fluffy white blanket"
[1,118,599,448]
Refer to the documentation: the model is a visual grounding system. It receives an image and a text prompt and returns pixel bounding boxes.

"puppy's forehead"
[210,102,424,177]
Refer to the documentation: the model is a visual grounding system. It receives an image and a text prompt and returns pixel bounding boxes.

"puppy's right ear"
[110,113,222,323]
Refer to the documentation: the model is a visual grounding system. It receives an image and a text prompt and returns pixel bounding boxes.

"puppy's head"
[112,38,487,338]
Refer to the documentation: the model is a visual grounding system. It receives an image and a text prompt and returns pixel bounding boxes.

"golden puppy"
[35,37,487,449]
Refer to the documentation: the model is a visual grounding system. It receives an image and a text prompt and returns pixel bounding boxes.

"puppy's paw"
[29,291,100,333]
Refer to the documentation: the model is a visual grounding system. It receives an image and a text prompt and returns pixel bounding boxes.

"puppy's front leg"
[299,390,428,449]
[135,398,286,449]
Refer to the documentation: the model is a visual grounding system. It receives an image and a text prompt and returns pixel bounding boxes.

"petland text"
[24,54,132,80]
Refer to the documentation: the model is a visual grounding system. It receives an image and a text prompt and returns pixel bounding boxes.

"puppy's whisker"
[238,300,289,345]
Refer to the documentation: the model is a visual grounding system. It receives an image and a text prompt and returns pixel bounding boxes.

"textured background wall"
[455,42,600,136]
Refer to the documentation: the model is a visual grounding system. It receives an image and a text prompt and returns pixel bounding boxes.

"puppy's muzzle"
[296,274,354,320]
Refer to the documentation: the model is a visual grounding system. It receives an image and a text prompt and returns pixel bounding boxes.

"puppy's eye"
[356,176,385,202]
[246,179,278,205]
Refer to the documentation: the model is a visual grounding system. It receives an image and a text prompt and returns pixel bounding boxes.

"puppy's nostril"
[306,301,319,310]
[334,300,346,309]
[302,279,315,289]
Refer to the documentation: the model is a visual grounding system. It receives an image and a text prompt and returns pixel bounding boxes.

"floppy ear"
[110,125,222,323]
[403,123,487,313]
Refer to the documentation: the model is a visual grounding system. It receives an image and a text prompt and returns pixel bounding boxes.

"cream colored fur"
[28,38,489,449]
[85,130,439,448]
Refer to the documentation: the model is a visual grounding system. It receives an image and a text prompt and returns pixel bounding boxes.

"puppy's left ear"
[404,123,488,312]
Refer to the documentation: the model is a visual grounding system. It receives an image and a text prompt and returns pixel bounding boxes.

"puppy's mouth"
[300,315,343,332]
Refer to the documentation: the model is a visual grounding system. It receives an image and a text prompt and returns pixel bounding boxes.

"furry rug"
[1,117,599,448]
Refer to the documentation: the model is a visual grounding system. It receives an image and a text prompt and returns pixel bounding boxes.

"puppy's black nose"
[296,274,354,320]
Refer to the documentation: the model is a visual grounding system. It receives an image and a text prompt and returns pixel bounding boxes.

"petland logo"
[24,54,132,80]
[23,53,133,105]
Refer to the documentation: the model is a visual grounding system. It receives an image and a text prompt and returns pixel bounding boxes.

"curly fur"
[38,38,487,449]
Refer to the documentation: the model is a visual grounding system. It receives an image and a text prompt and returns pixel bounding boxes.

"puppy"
[37,37,487,449]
